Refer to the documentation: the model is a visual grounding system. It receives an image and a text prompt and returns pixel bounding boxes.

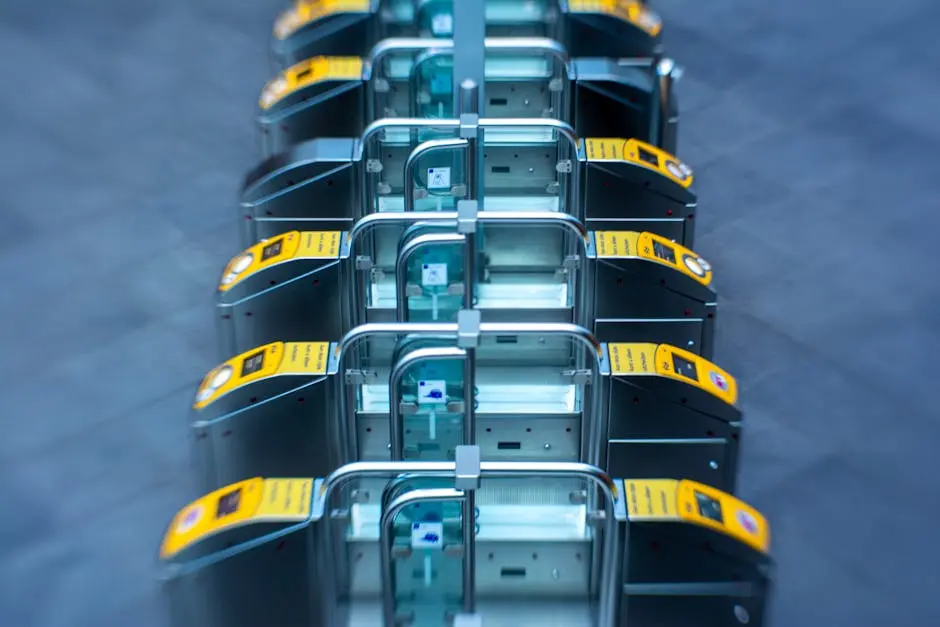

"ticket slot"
[580,138,697,248]
[161,478,324,627]
[191,343,337,493]
[592,231,716,356]
[217,232,345,357]
[605,344,741,492]
[240,138,358,245]
[621,478,772,627]
[258,56,366,155]
[272,0,375,65]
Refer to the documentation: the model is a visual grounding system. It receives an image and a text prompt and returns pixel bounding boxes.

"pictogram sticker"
[176,504,204,534]
[736,509,759,536]
[709,371,728,391]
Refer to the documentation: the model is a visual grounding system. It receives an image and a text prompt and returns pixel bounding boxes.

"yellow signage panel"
[193,342,286,410]
[256,479,314,521]
[274,0,372,40]
[595,230,639,258]
[584,137,627,162]
[219,231,341,292]
[608,342,656,375]
[583,138,694,189]
[260,56,363,109]
[567,0,663,37]
[279,342,330,376]
[677,480,770,554]
[624,479,679,520]
[295,230,342,259]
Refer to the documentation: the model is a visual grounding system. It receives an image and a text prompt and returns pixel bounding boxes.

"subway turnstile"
[240,123,695,248]
[163,1,777,624]
[215,220,715,360]
[271,0,664,68]
[258,41,679,156]
[190,321,740,494]
[160,461,772,627]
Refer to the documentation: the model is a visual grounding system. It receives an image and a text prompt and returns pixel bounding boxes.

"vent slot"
[500,567,527,578]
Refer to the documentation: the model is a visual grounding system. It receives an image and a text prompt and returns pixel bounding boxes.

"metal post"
[453,3,485,607]
[653,57,682,153]
[452,0,486,114]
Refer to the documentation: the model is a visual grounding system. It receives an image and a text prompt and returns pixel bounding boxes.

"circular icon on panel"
[220,272,238,286]
[665,160,684,179]
[637,9,662,31]
[176,504,204,535]
[209,365,233,390]
[231,253,254,274]
[708,371,729,391]
[736,509,759,536]
[682,254,707,278]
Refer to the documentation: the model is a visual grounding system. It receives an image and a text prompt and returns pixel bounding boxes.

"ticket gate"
[271,0,665,69]
[190,321,741,494]
[216,215,715,359]
[241,121,696,248]
[160,461,771,627]
[258,40,679,156]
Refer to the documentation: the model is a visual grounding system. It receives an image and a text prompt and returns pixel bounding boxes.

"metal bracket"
[345,369,377,385]
[373,78,390,93]
[365,159,383,173]
[545,181,560,195]
[453,613,483,627]
[417,91,431,104]
[399,401,419,416]
[562,369,592,385]
[350,489,371,503]
[376,181,392,196]
[457,309,481,348]
[406,283,423,297]
[563,255,581,270]
[443,544,465,559]
[448,282,466,296]
[355,255,373,271]
[587,510,607,527]
[569,490,588,505]
[446,400,466,413]
[555,159,573,174]
[451,183,467,198]
[454,445,481,491]
[413,187,428,200]
[457,199,479,235]
[459,113,480,139]
[549,78,564,92]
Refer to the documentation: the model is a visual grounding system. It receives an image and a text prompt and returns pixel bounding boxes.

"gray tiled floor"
[1,1,938,625]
